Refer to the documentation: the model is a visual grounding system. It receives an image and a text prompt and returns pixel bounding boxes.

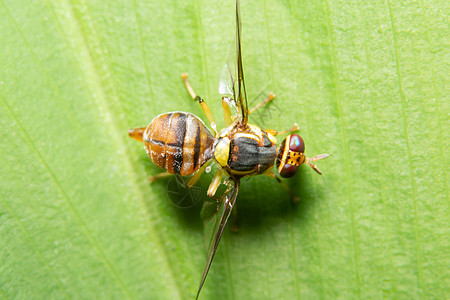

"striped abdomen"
[143,112,215,176]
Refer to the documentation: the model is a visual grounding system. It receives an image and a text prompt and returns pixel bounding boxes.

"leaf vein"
[323,0,362,298]
[0,92,133,299]
[132,0,154,108]
[50,0,184,298]
[0,1,133,297]
[0,159,70,297]
[386,0,425,294]
[193,0,211,101]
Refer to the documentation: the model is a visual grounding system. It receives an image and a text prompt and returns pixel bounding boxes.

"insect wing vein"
[196,180,240,299]
[218,0,248,125]
[218,63,235,97]
[235,0,248,125]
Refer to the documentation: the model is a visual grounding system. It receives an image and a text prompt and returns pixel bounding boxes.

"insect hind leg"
[186,163,209,188]
[149,171,172,183]
[181,73,218,136]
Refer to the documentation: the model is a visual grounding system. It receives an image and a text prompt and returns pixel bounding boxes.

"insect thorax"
[214,123,277,177]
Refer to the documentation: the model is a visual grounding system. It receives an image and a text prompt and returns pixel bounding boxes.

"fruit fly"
[128,0,329,298]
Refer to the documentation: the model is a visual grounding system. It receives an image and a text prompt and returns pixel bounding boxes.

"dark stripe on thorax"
[172,113,186,174]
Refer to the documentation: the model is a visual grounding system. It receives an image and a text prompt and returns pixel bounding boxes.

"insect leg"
[248,92,275,114]
[181,73,218,136]
[221,97,233,126]
[186,163,209,188]
[264,170,299,203]
[266,123,300,137]
[128,127,146,142]
[207,169,225,197]
[149,172,172,183]
[231,205,239,232]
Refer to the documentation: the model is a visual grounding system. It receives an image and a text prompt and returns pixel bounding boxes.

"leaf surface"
[0,0,448,299]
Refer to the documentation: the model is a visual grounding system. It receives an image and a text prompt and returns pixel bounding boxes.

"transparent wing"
[235,0,248,124]
[218,0,248,125]
[218,63,235,97]
[196,179,240,299]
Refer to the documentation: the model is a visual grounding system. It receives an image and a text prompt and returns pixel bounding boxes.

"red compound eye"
[289,134,305,153]
[279,163,298,178]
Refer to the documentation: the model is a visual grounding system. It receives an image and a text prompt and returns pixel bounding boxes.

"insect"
[129,0,329,298]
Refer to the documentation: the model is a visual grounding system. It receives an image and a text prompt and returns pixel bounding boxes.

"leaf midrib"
[59,1,187,298]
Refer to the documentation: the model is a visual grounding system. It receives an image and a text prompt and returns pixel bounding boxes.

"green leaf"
[0,0,448,299]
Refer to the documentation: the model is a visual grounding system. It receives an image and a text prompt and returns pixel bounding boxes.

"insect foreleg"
[264,170,299,203]
[248,92,275,114]
[266,123,300,137]
[182,73,219,137]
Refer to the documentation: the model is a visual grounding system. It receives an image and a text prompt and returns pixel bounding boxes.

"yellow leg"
[265,123,299,138]
[248,92,275,114]
[275,123,300,136]
[149,172,172,183]
[186,163,209,188]
[207,169,225,197]
[264,170,299,203]
[221,97,233,126]
[182,73,218,136]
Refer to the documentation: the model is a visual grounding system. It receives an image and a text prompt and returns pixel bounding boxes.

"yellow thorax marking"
[267,132,277,145]
[279,135,291,170]
[233,132,259,142]
[214,137,231,167]
[247,124,262,136]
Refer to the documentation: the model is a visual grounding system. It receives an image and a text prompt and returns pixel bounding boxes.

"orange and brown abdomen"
[143,112,215,176]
